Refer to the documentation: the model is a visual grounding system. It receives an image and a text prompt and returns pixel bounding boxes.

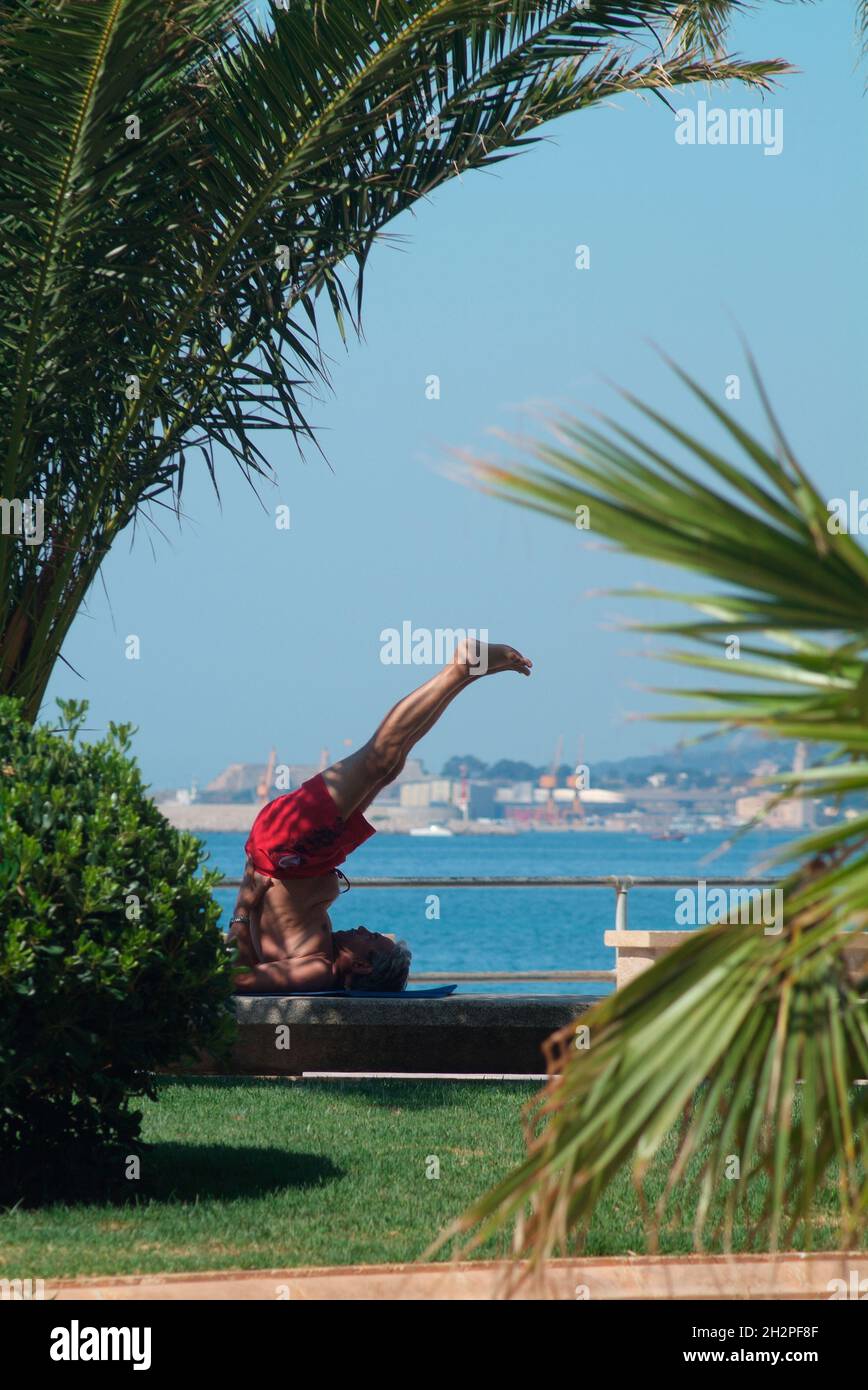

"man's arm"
[227,859,272,965]
[232,954,335,994]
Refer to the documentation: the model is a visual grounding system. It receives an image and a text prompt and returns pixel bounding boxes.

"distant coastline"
[154,732,824,839]
[155,801,793,837]
[157,801,523,834]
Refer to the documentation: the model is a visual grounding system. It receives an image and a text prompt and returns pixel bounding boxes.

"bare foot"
[453,639,532,679]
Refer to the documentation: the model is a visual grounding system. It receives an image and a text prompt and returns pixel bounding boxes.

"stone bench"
[181,993,597,1077]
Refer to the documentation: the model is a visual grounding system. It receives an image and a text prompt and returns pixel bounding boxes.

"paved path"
[48,1252,868,1301]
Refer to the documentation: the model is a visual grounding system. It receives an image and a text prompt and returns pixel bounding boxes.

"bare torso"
[252,875,339,963]
[227,865,345,990]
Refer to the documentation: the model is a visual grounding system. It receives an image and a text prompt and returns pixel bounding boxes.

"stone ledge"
[173,993,596,1077]
[233,992,595,1027]
[605,929,868,990]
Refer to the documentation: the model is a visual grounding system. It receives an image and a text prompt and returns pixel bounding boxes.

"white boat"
[409,823,454,837]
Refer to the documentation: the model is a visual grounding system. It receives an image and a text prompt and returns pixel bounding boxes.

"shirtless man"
[228,640,532,993]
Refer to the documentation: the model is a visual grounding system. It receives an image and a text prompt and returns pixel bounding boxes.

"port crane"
[538,735,563,823]
[256,747,276,804]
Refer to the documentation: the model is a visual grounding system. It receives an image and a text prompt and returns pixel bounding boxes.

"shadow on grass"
[136,1143,342,1204]
[3,1145,342,1211]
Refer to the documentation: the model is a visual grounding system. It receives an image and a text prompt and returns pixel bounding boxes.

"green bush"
[0,697,235,1199]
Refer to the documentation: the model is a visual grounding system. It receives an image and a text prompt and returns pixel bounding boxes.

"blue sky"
[46,3,867,791]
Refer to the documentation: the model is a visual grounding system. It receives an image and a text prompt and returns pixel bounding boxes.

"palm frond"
[443,353,868,1267]
[670,0,745,55]
[0,1,795,717]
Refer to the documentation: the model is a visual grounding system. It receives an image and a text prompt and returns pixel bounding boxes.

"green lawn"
[3,1078,535,1278]
[2,1078,858,1279]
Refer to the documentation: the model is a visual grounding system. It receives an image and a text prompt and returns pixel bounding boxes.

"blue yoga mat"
[234,984,457,999]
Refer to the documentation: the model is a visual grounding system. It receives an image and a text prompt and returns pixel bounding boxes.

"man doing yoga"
[229,640,532,994]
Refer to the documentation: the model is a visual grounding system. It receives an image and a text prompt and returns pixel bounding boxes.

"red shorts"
[244,774,375,880]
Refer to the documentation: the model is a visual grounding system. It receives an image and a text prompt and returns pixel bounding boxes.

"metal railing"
[217,874,778,986]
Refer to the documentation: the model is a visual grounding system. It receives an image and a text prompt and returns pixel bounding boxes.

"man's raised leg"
[321,641,531,820]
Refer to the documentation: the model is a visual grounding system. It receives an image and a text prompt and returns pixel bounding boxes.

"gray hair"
[352,937,412,993]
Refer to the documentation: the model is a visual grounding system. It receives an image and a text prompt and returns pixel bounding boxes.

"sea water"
[204,829,794,995]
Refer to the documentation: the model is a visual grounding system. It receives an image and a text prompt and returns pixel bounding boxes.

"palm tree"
[0,0,789,721]
[438,352,868,1269]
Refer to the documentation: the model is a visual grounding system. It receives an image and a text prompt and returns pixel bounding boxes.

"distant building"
[201,761,319,803]
[398,758,426,783]
[578,788,626,806]
[735,794,811,830]
[366,758,427,803]
[601,812,644,833]
[399,778,453,808]
[494,782,535,804]
[503,804,540,825]
[200,762,266,802]
[466,782,498,819]
[198,754,429,806]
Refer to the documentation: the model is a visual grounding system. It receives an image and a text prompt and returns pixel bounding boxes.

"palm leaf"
[0,0,793,717]
[439,353,868,1272]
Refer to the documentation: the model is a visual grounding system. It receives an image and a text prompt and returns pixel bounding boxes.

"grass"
[2,1078,861,1280]
[3,1078,536,1279]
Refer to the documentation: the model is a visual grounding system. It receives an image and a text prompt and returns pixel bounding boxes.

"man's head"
[332,926,412,993]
